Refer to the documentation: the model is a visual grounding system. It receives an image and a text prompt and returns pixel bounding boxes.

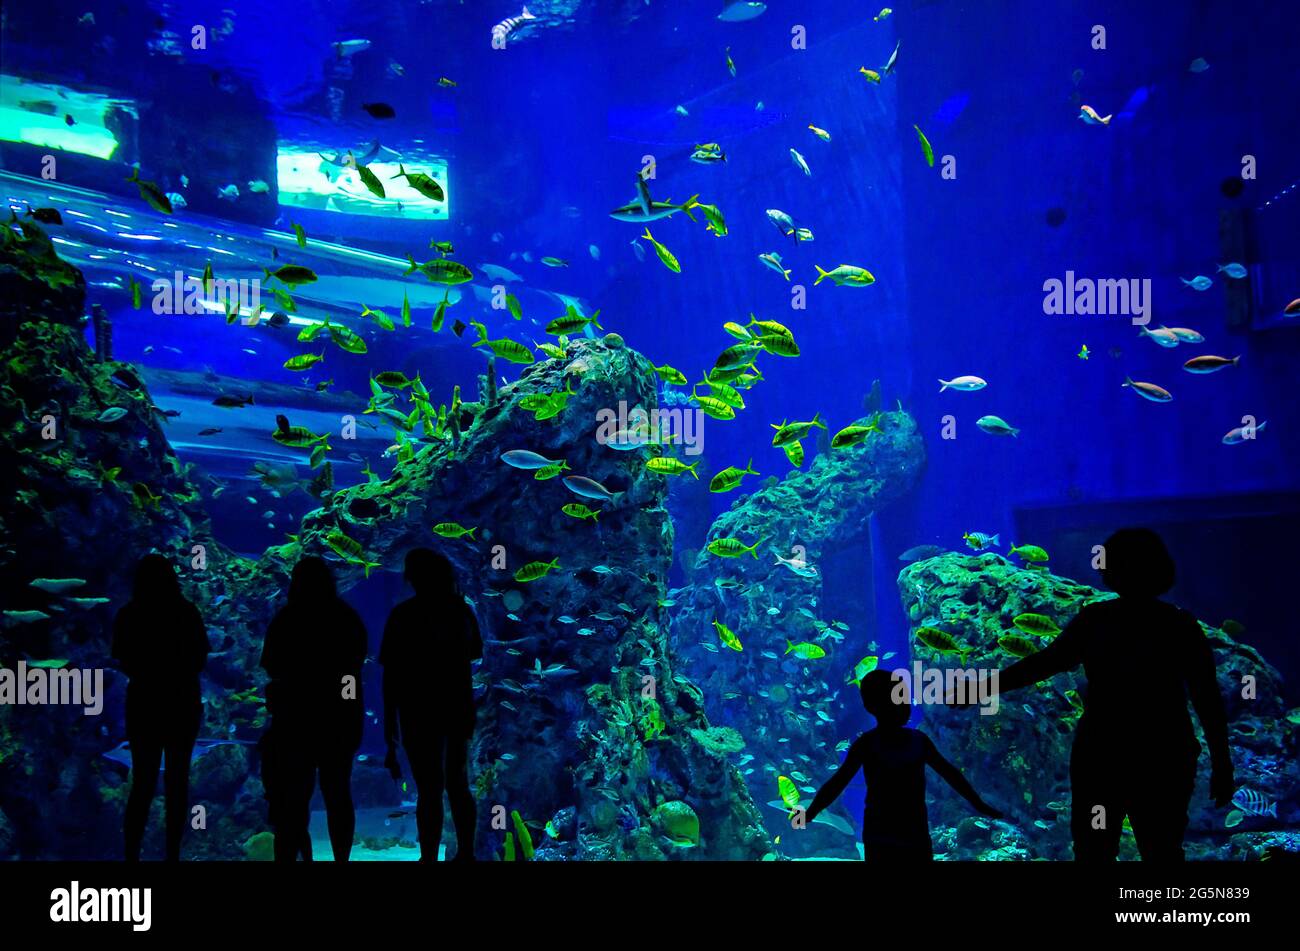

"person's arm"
[924,735,1002,818]
[993,614,1088,695]
[1184,615,1233,805]
[805,742,862,823]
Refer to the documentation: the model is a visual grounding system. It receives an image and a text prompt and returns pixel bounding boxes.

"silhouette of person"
[380,548,483,861]
[972,528,1234,860]
[260,557,367,862]
[807,668,1001,861]
[111,553,211,861]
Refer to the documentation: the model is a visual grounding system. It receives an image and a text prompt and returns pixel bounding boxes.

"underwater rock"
[667,408,925,857]
[899,552,1299,860]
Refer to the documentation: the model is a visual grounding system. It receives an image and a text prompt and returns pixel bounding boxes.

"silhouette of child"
[806,668,1001,861]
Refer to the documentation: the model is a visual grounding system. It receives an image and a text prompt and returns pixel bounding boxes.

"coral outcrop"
[667,409,926,857]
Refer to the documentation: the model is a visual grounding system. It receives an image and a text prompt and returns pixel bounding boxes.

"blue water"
[3,0,1298,860]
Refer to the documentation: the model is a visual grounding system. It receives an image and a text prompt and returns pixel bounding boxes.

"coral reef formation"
[668,409,925,856]
[900,553,1299,860]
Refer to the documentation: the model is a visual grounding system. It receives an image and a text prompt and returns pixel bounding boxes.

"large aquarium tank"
[1,0,1298,872]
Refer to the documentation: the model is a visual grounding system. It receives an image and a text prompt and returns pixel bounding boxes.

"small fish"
[725,46,736,77]
[859,67,881,84]
[1188,57,1210,73]
[1230,788,1277,818]
[899,545,944,562]
[874,7,892,21]
[216,184,240,201]
[938,375,986,392]
[1183,354,1239,374]
[759,252,791,280]
[641,228,680,273]
[976,415,1019,436]
[808,124,831,142]
[29,578,87,594]
[1078,105,1111,126]
[1180,275,1213,291]
[1217,262,1247,279]
[1223,421,1267,445]
[789,149,811,176]
[1077,344,1089,360]
[1122,377,1173,403]
[963,532,1000,551]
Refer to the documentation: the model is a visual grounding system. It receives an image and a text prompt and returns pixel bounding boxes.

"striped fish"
[491,5,536,42]
[1231,788,1277,818]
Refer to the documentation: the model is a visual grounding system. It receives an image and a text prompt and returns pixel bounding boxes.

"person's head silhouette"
[404,547,457,599]
[860,669,910,728]
[1099,528,1175,598]
[132,553,182,601]
[288,556,337,604]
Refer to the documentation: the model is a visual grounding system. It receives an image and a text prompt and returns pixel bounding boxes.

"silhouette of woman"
[260,557,368,862]
[111,553,211,861]
[981,528,1234,860]
[380,548,483,861]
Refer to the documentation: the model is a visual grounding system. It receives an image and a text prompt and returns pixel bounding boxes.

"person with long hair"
[260,556,368,861]
[111,553,211,861]
[380,548,483,861]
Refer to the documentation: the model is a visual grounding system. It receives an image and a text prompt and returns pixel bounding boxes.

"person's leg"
[274,749,314,862]
[124,739,162,861]
[1070,743,1123,861]
[406,735,446,861]
[318,750,356,862]
[1129,755,1196,861]
[445,736,477,861]
[161,729,197,861]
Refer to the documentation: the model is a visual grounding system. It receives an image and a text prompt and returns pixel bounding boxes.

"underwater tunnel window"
[0,74,132,160]
[275,146,448,220]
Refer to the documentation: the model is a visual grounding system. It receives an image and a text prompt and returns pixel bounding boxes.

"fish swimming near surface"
[492,5,537,43]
